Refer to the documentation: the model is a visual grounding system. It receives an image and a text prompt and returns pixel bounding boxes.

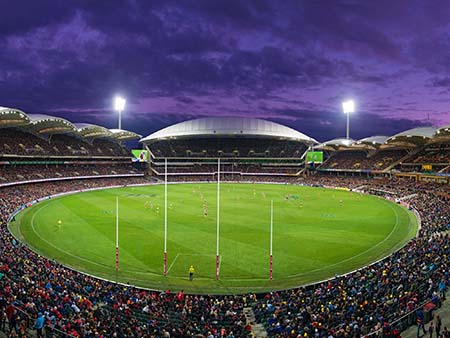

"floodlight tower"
[342,100,355,139]
[114,96,126,130]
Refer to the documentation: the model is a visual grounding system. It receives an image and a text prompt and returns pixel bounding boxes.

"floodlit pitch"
[10,183,417,294]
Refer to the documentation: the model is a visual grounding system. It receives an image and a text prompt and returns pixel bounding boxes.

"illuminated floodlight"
[342,100,355,114]
[114,96,126,112]
[114,96,126,129]
[342,100,355,139]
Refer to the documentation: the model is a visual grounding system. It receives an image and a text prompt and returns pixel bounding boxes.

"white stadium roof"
[351,136,389,149]
[74,123,113,138]
[2,105,450,148]
[315,138,355,150]
[430,125,450,143]
[436,125,450,134]
[140,117,318,144]
[388,126,437,139]
[109,128,142,141]
[0,106,30,127]
[356,136,389,145]
[27,114,77,134]
[0,106,139,142]
[386,126,437,146]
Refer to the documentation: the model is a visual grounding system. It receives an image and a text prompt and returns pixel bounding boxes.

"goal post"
[163,158,168,276]
[115,195,119,272]
[216,158,220,280]
[269,199,273,281]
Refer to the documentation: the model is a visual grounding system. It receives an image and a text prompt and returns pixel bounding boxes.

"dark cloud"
[430,77,450,88]
[0,0,76,37]
[270,109,429,142]
[1,0,449,139]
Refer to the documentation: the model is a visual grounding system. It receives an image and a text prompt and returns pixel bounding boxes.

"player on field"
[188,265,195,281]
[56,220,62,231]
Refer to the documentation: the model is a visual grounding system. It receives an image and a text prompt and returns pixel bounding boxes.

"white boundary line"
[166,253,180,274]
[287,198,401,278]
[10,181,420,291]
[30,203,117,270]
[166,253,221,277]
[26,184,412,282]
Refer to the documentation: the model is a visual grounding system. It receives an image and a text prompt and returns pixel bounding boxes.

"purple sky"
[1,0,450,142]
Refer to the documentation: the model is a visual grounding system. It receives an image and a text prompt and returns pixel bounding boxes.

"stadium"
[1,105,450,337]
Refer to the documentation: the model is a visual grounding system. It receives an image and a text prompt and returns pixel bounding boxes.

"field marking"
[29,203,114,270]
[24,197,219,279]
[166,253,223,278]
[166,253,180,274]
[20,184,417,287]
[28,207,261,281]
[28,203,161,276]
[287,198,401,278]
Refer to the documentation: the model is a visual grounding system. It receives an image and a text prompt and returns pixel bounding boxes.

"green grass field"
[9,183,417,294]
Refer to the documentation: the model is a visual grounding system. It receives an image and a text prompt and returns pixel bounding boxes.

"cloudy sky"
[1,0,450,141]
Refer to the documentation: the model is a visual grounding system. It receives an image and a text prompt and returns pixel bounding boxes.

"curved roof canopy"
[75,123,113,138]
[27,114,77,134]
[386,127,437,147]
[352,136,388,149]
[356,135,388,145]
[109,129,142,141]
[0,106,30,128]
[315,138,354,150]
[140,117,317,144]
[432,125,450,142]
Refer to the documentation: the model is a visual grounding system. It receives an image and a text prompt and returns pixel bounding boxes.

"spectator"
[34,312,44,338]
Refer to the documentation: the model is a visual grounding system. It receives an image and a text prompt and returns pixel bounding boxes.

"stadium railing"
[364,272,441,337]
[44,326,78,338]
[4,305,77,338]
[0,173,144,188]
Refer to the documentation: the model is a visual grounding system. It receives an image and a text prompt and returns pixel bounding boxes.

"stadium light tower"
[114,96,126,130]
[342,100,355,139]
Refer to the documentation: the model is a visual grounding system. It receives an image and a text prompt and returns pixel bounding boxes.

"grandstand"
[0,106,143,185]
[140,117,317,181]
[315,127,450,177]
[1,106,450,337]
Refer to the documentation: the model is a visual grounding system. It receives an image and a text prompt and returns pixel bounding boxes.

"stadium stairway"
[439,164,450,173]
[243,307,268,337]
[382,147,423,172]
[402,290,450,338]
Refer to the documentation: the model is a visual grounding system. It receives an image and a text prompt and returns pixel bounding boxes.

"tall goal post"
[269,199,273,280]
[163,158,168,276]
[115,195,119,272]
[216,158,220,280]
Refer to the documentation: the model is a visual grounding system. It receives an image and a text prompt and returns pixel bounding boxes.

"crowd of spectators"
[359,149,409,170]
[0,174,449,337]
[0,128,130,157]
[0,163,140,184]
[320,149,409,171]
[149,139,308,158]
[166,175,300,184]
[254,175,450,337]
[0,177,248,337]
[151,163,301,175]
[407,142,450,164]
[319,151,368,170]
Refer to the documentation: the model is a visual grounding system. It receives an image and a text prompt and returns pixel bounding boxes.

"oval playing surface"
[11,183,417,294]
